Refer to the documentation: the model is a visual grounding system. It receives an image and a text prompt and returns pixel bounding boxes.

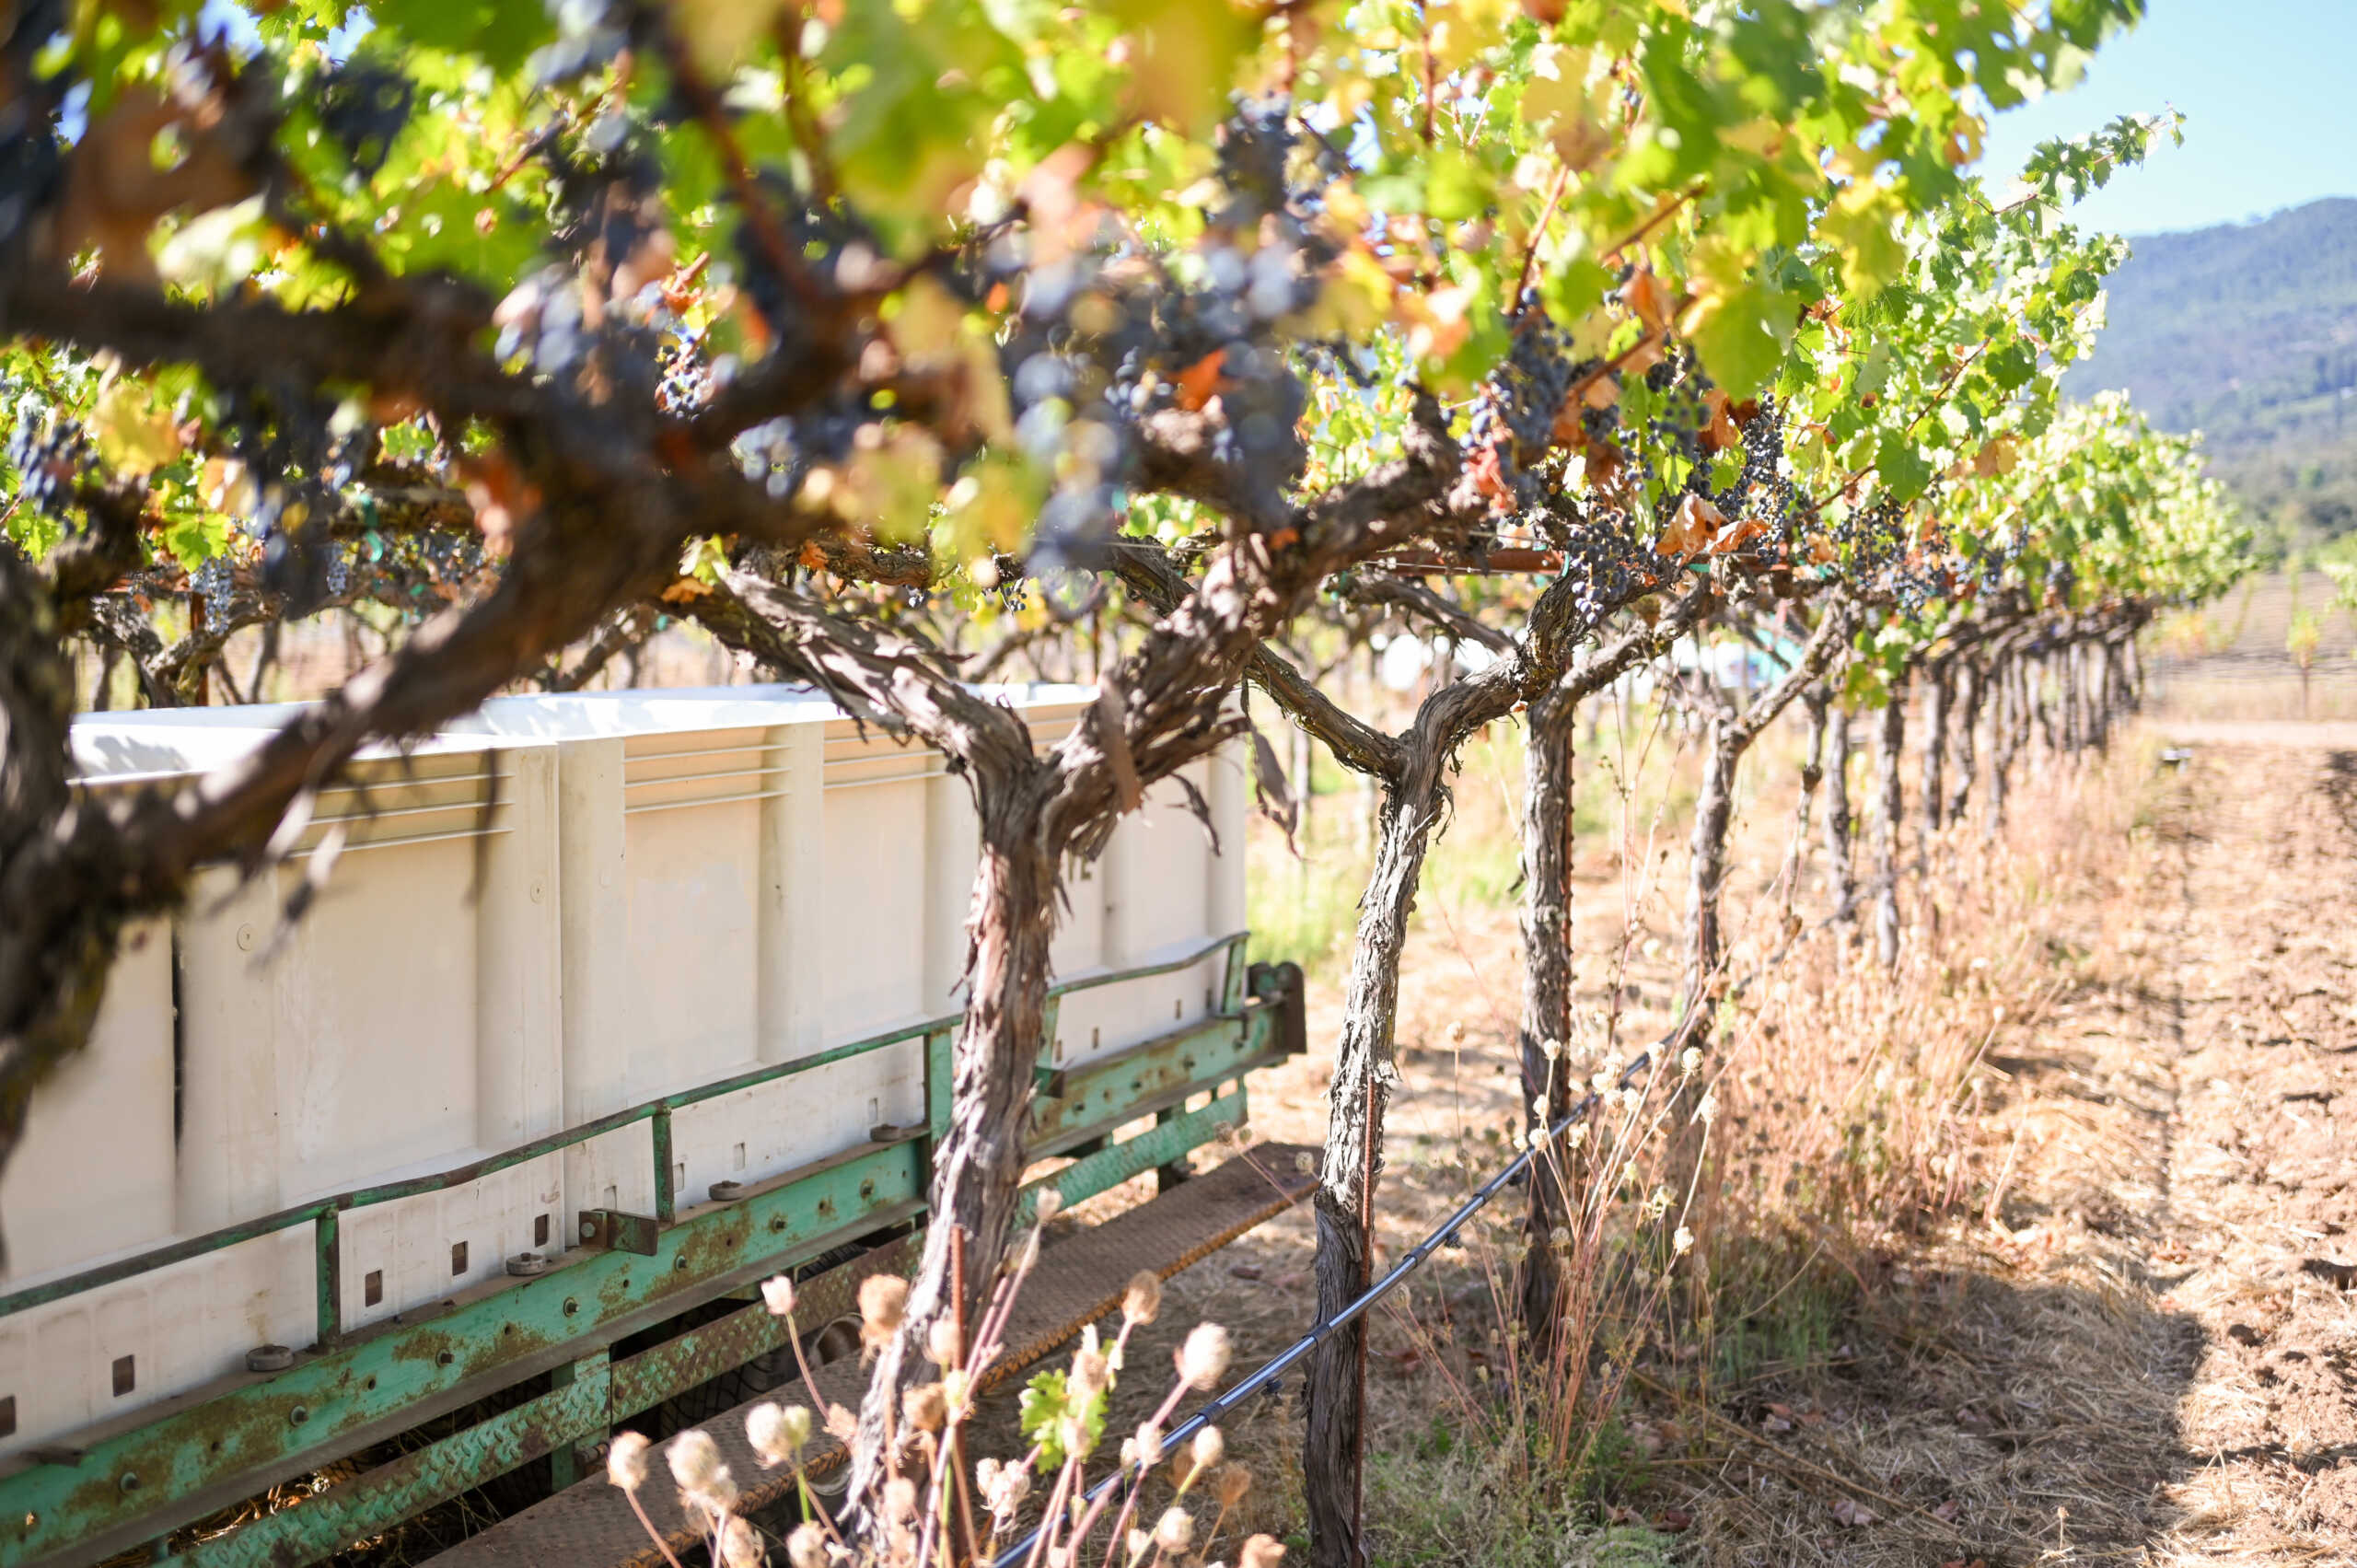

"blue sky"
[1975,0,2354,237]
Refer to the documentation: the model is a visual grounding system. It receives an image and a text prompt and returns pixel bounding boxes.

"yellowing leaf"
[842,426,947,542]
[675,0,788,80]
[1522,44,1617,171]
[1109,0,1260,135]
[1819,180,1908,299]
[1972,436,2019,477]
[90,379,181,478]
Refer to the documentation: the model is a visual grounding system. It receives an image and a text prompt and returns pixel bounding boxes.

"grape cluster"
[730,176,887,366]
[6,405,84,517]
[1736,397,1794,539]
[729,394,877,502]
[975,100,1333,577]
[418,531,486,576]
[315,59,414,179]
[191,554,235,605]
[1213,98,1296,226]
[1467,309,1596,516]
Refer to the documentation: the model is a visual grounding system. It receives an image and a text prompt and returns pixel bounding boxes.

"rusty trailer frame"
[0,935,1306,1568]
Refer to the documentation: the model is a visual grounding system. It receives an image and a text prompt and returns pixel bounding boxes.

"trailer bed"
[426,1142,1318,1568]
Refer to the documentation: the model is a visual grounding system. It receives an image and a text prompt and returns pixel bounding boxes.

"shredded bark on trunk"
[1871,668,1910,970]
[1945,655,1983,825]
[1824,700,1856,923]
[1918,659,1948,841]
[1778,683,1831,930]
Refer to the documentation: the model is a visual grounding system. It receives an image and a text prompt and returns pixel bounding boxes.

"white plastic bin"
[3,682,1248,1458]
[0,714,562,1457]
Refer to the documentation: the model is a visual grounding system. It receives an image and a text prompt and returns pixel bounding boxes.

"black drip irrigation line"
[990,1047,1663,1568]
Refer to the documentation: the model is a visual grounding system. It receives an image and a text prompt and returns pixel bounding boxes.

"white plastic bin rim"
[72,681,1106,772]
[71,717,512,785]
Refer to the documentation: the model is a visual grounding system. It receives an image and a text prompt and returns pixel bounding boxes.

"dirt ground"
[1002,720,2357,1568]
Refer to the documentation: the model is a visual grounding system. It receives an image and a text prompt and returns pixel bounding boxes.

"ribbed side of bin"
[0,721,563,1458]
[5,684,1248,1463]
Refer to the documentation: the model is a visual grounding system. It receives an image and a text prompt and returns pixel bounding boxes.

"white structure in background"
[0,686,1246,1458]
[1372,633,1504,693]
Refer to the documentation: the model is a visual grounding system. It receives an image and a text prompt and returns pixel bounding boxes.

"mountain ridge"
[2072,195,2357,545]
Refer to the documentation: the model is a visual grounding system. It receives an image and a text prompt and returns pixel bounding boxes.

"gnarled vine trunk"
[1306,768,1442,1568]
[1987,653,2020,837]
[1945,655,1983,825]
[1778,685,1830,929]
[843,793,1060,1522]
[1514,679,1580,1345]
[1871,669,1910,970]
[1918,660,1948,840]
[1823,703,1856,923]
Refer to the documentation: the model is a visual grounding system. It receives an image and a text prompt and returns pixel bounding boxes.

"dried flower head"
[606,1430,651,1493]
[761,1273,796,1318]
[883,1475,919,1524]
[785,1521,830,1568]
[1679,1046,1701,1077]
[859,1274,908,1333]
[1215,1462,1252,1507]
[859,1274,909,1354]
[1122,1270,1163,1326]
[1125,1420,1165,1469]
[1191,1425,1225,1469]
[1035,1187,1065,1224]
[667,1429,724,1494]
[719,1515,762,1568]
[1673,1225,1695,1256]
[1177,1323,1232,1391]
[1125,1528,1154,1563]
[981,1458,1031,1516]
[926,1316,963,1369]
[1540,1036,1562,1061]
[902,1381,948,1433]
[746,1401,811,1466]
[1239,1533,1286,1568]
[1070,1328,1112,1397]
[1153,1507,1195,1553]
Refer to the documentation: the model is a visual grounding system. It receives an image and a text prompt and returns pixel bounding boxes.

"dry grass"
[1203,694,2248,1566]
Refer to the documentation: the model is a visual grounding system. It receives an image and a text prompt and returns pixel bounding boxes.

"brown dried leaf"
[1620,269,1674,332]
[1710,512,1767,554]
[1655,493,1724,558]
[1700,388,1743,451]
[1174,349,1227,412]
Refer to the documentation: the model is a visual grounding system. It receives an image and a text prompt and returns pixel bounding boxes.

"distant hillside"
[2070,197,2357,548]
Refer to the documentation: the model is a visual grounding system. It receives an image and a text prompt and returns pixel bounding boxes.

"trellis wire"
[990,1048,1662,1568]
